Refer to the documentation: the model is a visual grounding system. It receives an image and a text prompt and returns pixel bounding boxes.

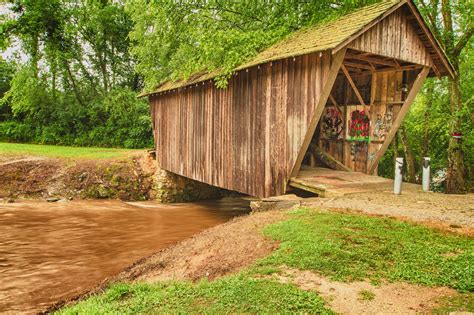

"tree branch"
[418,0,444,45]
[453,26,474,56]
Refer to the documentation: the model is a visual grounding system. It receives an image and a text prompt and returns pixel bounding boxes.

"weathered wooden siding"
[348,8,433,67]
[150,52,333,197]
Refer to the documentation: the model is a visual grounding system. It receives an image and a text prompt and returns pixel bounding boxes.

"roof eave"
[404,0,456,79]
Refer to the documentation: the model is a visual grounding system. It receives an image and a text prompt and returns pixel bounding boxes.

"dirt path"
[266,268,456,315]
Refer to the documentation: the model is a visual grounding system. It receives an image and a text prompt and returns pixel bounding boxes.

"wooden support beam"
[368,66,430,174]
[346,53,398,67]
[338,64,424,77]
[289,48,347,179]
[289,179,327,197]
[369,64,423,73]
[431,63,442,78]
[344,61,374,70]
[310,144,352,172]
[341,64,368,108]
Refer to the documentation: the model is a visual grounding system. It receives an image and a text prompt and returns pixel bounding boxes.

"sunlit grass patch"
[0,142,142,159]
[261,208,473,291]
[57,275,332,314]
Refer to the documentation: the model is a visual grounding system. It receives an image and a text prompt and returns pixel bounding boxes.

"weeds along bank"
[0,151,226,203]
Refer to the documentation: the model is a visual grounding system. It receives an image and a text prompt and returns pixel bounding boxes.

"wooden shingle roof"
[144,0,451,96]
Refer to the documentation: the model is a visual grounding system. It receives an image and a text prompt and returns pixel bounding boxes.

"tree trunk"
[64,61,84,107]
[446,75,466,193]
[441,0,466,194]
[422,81,434,158]
[399,125,416,183]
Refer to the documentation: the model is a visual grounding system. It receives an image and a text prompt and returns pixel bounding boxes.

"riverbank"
[2,142,473,313]
[55,191,474,314]
[0,142,227,202]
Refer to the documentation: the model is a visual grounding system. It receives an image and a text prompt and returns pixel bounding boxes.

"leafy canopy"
[126,0,381,90]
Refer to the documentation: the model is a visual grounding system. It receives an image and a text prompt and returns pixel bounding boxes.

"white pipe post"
[422,157,431,192]
[394,157,403,195]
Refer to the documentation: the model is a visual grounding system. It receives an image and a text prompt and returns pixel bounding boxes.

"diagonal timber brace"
[368,66,430,174]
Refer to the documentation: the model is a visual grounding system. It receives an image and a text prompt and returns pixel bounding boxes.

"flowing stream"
[0,198,250,314]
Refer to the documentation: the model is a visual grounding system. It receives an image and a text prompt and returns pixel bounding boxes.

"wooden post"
[368,66,430,174]
[289,48,347,179]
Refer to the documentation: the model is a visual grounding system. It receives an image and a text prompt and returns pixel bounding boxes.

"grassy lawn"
[57,275,331,314]
[58,208,474,313]
[261,208,473,291]
[0,142,144,159]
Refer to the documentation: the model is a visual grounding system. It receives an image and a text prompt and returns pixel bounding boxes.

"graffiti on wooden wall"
[348,110,370,142]
[321,107,343,140]
[372,106,394,141]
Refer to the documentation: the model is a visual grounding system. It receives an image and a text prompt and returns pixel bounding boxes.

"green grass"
[56,275,332,314]
[0,142,143,159]
[432,293,474,314]
[261,208,474,291]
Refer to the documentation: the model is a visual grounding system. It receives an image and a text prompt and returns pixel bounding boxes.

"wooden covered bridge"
[144,0,453,198]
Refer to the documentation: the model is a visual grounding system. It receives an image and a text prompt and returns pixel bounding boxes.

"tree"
[418,0,473,193]
[126,0,380,91]
[1,0,151,148]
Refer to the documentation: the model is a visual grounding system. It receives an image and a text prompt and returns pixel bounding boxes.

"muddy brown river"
[0,198,250,314]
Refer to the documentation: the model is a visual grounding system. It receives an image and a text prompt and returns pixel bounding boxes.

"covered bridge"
[144,0,454,198]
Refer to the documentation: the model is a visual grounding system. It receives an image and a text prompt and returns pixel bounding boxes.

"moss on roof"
[147,0,402,95]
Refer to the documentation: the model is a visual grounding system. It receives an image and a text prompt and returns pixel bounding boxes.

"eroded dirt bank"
[0,153,226,202]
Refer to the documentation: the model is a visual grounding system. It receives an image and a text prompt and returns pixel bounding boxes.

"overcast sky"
[1,3,27,62]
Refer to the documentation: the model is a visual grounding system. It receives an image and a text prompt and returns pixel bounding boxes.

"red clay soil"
[116,210,287,282]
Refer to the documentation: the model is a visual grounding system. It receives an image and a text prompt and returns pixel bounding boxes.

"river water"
[0,198,250,314]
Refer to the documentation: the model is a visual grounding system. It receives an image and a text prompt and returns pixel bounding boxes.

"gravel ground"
[304,183,474,229]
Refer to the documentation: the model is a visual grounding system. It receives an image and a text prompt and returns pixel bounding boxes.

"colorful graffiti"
[372,106,394,140]
[322,107,343,140]
[348,110,370,142]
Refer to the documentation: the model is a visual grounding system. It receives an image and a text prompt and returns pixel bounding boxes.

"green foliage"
[56,275,331,314]
[261,208,474,291]
[126,0,381,91]
[0,1,151,148]
[1,71,152,147]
